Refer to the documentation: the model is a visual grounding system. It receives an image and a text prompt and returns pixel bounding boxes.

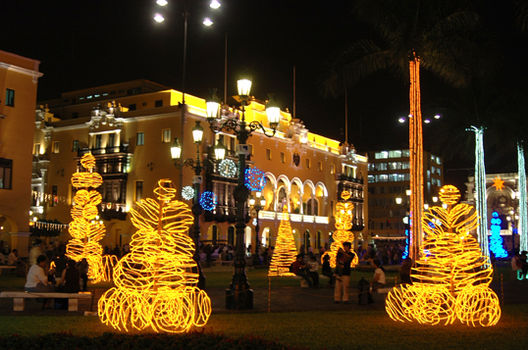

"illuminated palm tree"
[323,0,479,260]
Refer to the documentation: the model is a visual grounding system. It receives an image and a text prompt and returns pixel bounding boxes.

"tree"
[323,0,480,260]
[66,153,115,283]
[268,206,298,277]
[385,185,501,327]
[98,179,211,333]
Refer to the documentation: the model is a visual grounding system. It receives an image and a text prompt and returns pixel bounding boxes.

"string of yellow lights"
[98,179,211,333]
[268,206,298,277]
[66,153,114,283]
[385,185,501,327]
[321,191,358,268]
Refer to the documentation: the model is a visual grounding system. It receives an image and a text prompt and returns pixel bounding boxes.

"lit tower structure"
[408,53,424,261]
[518,142,528,252]
[469,126,490,259]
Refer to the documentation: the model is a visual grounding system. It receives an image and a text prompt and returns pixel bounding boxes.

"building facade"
[31,80,368,253]
[366,149,444,239]
[465,172,521,251]
[0,50,42,256]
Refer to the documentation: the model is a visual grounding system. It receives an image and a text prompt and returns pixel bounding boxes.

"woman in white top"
[24,255,54,292]
[371,259,386,292]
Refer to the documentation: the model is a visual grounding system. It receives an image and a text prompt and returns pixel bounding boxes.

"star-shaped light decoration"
[492,176,505,191]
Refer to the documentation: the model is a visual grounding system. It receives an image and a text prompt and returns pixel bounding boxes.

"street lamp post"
[171,120,225,287]
[205,78,280,310]
[154,0,221,196]
[249,191,266,265]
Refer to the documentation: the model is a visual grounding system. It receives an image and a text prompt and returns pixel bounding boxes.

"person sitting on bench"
[24,255,54,292]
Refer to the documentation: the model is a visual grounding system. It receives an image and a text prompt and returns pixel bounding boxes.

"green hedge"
[0,332,300,350]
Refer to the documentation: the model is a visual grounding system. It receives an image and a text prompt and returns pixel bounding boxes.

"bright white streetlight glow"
[206,101,220,119]
[266,106,281,127]
[398,117,406,123]
[210,0,221,9]
[203,17,213,27]
[432,196,438,203]
[237,79,252,96]
[153,13,165,23]
[156,0,168,6]
[424,119,431,124]
[395,197,403,204]
[434,114,441,119]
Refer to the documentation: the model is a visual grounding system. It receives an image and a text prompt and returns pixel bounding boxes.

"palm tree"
[323,0,480,261]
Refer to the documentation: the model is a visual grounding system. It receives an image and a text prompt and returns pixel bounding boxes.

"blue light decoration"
[402,228,410,260]
[518,142,528,252]
[199,191,217,211]
[469,126,490,259]
[489,211,508,259]
[181,186,195,200]
[245,167,266,192]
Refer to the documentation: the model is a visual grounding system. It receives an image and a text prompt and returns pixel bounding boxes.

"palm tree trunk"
[409,54,424,262]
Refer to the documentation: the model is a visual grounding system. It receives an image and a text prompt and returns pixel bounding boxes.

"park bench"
[0,265,16,275]
[0,291,92,312]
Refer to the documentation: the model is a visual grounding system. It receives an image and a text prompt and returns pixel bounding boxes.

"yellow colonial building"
[32,80,368,253]
[0,50,42,257]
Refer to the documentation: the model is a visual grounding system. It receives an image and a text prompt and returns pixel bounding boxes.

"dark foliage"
[0,332,301,350]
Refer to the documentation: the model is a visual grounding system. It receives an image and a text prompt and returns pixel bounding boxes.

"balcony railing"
[78,145,129,157]
[260,210,329,224]
[337,173,363,183]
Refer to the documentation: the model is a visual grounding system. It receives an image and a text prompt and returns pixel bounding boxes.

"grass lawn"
[0,305,526,349]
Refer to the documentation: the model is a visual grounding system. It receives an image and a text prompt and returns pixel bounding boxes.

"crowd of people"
[1,238,526,310]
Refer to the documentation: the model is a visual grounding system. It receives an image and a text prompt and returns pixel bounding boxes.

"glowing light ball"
[199,191,217,211]
[489,212,507,259]
[218,159,237,178]
[181,186,195,200]
[66,153,115,283]
[385,185,501,327]
[245,167,266,191]
[321,191,358,268]
[98,179,212,333]
[268,206,298,277]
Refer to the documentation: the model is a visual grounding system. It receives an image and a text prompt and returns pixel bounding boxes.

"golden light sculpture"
[66,153,114,283]
[385,185,501,327]
[98,179,212,333]
[409,53,424,261]
[321,191,358,268]
[268,206,298,277]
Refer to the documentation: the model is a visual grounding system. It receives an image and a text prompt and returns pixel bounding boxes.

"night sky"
[3,0,527,191]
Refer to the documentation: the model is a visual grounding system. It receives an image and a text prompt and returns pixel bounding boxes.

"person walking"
[334,242,355,303]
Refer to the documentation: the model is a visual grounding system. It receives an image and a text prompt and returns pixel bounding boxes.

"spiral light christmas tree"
[66,153,115,283]
[98,179,211,333]
[268,206,298,277]
[321,191,358,268]
[385,185,501,327]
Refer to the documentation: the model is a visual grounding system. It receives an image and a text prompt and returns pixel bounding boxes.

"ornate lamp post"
[249,191,266,265]
[205,78,280,309]
[170,120,225,287]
